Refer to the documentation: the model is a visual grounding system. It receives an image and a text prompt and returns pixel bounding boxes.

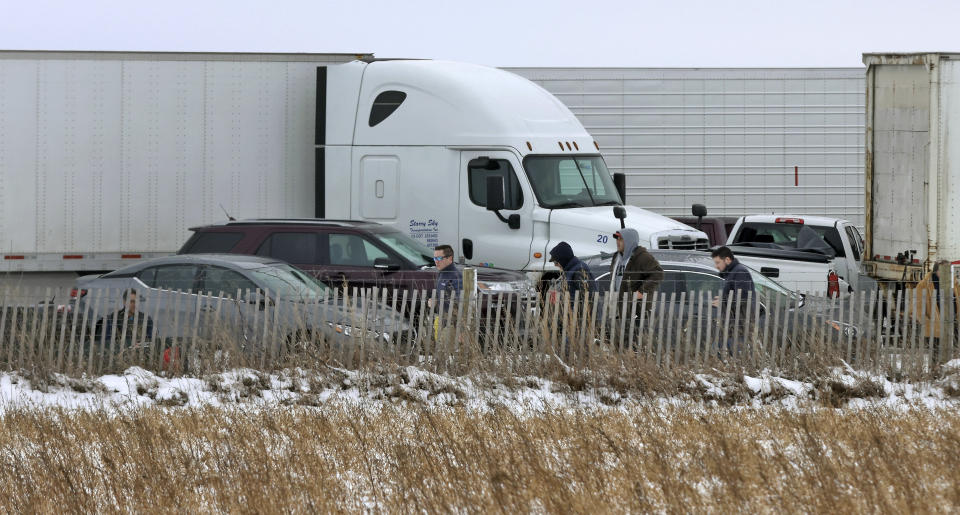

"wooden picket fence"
[0,283,956,379]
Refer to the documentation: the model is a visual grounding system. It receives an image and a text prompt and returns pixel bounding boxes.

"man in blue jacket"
[711,246,756,354]
[549,241,597,302]
[431,244,462,314]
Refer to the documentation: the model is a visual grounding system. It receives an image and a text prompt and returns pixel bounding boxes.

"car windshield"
[373,229,435,267]
[524,155,621,209]
[250,264,330,301]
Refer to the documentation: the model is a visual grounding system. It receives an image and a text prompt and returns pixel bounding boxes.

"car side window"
[152,265,200,291]
[137,267,158,287]
[658,271,686,297]
[328,234,389,267]
[256,233,319,264]
[683,272,724,295]
[198,266,259,297]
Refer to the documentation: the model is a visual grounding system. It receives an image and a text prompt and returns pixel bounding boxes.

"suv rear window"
[256,233,320,264]
[181,232,244,254]
[733,222,845,257]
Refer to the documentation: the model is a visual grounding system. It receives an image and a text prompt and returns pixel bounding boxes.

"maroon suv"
[178,219,537,314]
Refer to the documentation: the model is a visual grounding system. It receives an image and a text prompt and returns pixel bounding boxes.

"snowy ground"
[1,359,958,413]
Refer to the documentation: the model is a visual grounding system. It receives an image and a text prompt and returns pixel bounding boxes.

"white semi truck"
[0,51,707,287]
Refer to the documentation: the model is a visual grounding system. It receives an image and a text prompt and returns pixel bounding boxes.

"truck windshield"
[524,155,621,209]
[373,229,435,267]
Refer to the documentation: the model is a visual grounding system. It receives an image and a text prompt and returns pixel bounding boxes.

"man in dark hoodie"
[609,228,664,309]
[711,246,757,354]
[549,241,597,300]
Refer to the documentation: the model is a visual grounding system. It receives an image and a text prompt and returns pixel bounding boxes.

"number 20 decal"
[596,234,609,244]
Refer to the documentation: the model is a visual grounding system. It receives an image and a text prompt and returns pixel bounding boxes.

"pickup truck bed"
[727,247,837,296]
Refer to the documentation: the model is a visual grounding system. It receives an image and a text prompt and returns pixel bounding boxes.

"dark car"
[575,250,867,349]
[178,219,537,318]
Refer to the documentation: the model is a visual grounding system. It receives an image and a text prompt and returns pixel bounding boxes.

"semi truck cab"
[319,59,708,279]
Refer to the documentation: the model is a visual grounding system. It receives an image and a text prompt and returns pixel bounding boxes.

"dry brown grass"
[0,404,958,513]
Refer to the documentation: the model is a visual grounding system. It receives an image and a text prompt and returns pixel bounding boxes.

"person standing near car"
[95,288,154,348]
[548,241,597,302]
[430,244,462,314]
[609,228,664,310]
[711,246,756,354]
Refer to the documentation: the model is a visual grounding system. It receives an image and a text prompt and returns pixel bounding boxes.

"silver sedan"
[74,254,410,352]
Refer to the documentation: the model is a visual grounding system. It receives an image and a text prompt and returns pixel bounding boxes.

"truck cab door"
[458,151,535,270]
[840,223,865,291]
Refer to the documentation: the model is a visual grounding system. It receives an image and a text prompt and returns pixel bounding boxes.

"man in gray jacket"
[609,228,664,312]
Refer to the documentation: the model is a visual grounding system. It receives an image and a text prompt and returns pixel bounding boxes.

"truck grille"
[658,238,709,251]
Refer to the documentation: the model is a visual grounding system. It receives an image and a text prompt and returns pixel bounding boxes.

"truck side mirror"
[485,176,505,212]
[613,206,627,229]
[692,203,707,231]
[613,173,626,204]
[484,176,521,230]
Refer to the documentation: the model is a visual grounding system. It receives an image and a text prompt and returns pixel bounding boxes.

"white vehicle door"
[458,151,534,270]
[840,223,866,291]
[829,221,854,289]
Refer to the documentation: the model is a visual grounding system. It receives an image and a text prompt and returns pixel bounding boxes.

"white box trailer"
[0,50,368,272]
[863,52,960,282]
[0,51,709,280]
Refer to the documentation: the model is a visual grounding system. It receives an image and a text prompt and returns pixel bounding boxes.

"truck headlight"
[477,280,536,295]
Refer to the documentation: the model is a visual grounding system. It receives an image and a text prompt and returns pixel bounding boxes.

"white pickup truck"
[724,215,874,297]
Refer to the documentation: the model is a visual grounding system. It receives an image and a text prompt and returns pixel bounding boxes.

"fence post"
[626,295,638,354]
[946,272,956,362]
[905,288,916,376]
[54,287,70,371]
[586,291,600,366]
[917,289,926,377]
[891,289,903,372]
[749,289,760,369]
[395,289,407,359]
[655,293,671,367]
[865,289,878,371]
[569,289,581,359]
[669,292,684,368]
[405,290,418,360]
[101,290,121,375]
[422,289,435,363]
[617,293,629,353]
[0,287,11,370]
[678,291,690,366]
[463,269,476,355]
[643,293,656,362]
[77,288,96,374]
[766,292,780,370]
